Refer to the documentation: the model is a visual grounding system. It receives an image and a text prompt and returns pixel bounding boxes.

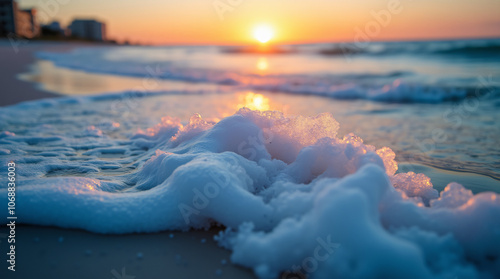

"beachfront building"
[42,20,65,36]
[0,0,17,37]
[0,0,38,38]
[69,19,106,41]
[21,8,39,37]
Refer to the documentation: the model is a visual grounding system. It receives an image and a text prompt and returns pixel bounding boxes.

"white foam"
[1,108,499,278]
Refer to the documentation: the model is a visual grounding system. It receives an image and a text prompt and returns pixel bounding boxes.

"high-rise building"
[0,0,17,37]
[0,0,38,38]
[42,20,64,35]
[22,8,39,37]
[69,19,106,41]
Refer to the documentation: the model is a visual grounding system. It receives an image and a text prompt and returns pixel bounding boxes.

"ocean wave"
[36,48,500,104]
[316,38,500,57]
[0,106,499,279]
[434,44,500,56]
[251,80,474,103]
[216,39,500,58]
[221,45,298,54]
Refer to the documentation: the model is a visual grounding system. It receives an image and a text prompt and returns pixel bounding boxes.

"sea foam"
[1,107,499,279]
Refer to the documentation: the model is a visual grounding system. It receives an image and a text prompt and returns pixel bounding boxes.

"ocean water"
[18,38,500,181]
[2,38,500,278]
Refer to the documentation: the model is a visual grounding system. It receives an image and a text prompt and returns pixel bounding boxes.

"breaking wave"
[1,102,499,278]
[36,46,500,104]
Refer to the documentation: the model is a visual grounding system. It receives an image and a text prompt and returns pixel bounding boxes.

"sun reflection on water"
[256,57,269,72]
[238,92,270,111]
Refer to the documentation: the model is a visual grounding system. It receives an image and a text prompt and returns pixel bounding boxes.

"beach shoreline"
[0,39,499,279]
[0,225,256,279]
[0,41,259,279]
[0,41,105,107]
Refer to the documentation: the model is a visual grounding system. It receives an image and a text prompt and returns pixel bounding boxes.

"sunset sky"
[20,0,500,45]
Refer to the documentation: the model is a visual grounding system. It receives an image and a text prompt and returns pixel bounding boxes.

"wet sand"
[1,41,498,279]
[0,41,257,279]
[0,40,107,106]
[0,225,255,279]
[0,41,63,106]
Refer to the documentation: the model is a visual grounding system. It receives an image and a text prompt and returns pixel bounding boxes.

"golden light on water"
[253,25,274,43]
[238,92,270,111]
[256,57,269,71]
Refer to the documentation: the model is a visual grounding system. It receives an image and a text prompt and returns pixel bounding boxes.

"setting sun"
[253,25,274,43]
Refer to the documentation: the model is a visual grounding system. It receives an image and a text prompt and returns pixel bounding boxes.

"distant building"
[69,19,106,41]
[0,0,38,38]
[0,0,17,37]
[43,20,64,34]
[13,6,31,37]
[22,8,39,37]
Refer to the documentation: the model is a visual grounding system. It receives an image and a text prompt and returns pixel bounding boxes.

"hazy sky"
[19,0,500,45]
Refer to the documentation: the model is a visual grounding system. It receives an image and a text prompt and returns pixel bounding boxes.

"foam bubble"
[1,108,499,278]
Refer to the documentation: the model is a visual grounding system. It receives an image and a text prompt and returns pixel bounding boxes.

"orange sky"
[20,0,500,45]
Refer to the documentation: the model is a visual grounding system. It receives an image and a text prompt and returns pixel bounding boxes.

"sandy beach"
[0,41,64,106]
[0,41,257,279]
[0,37,499,279]
[2,0,500,277]
[0,225,255,279]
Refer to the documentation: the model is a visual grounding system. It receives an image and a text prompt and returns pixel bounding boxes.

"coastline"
[0,41,99,107]
[0,41,258,279]
[0,39,499,279]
